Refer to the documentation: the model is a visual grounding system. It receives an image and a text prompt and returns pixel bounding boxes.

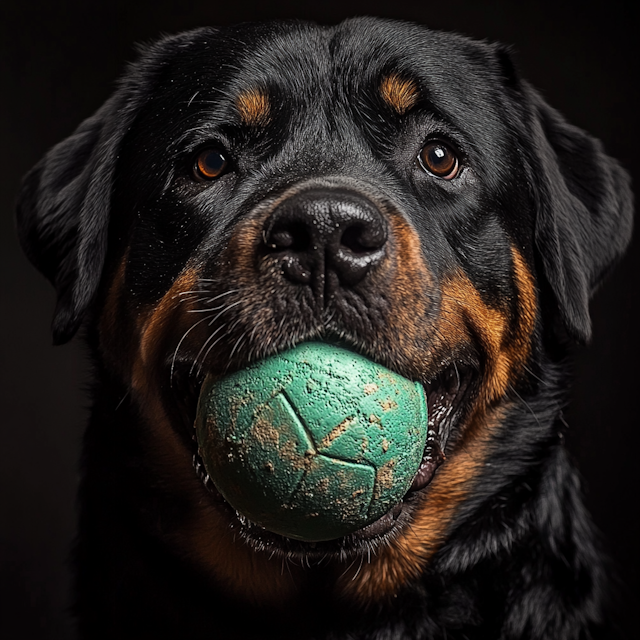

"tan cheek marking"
[439,246,537,405]
[121,267,303,603]
[510,246,538,368]
[141,407,304,604]
[338,247,537,602]
[236,88,271,126]
[376,214,433,376]
[440,273,511,404]
[338,405,507,601]
[380,74,419,115]
[130,268,199,393]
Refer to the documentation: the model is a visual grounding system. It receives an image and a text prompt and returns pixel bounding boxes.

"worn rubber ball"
[195,342,428,541]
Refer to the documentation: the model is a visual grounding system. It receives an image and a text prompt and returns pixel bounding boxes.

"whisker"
[521,364,546,386]
[197,332,230,376]
[170,315,215,383]
[175,288,239,300]
[351,556,365,581]
[188,305,233,313]
[228,332,248,362]
[187,90,200,107]
[190,323,228,376]
[115,392,130,411]
[207,299,244,325]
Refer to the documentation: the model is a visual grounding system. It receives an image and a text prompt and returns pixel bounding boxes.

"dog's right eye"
[193,149,228,180]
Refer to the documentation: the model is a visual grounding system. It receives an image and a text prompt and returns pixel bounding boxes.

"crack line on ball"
[280,389,319,456]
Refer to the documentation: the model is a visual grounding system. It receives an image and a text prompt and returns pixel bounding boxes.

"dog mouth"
[185,352,476,559]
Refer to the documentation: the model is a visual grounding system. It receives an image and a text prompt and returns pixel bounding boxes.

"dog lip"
[408,437,444,493]
[357,501,404,535]
[406,362,474,494]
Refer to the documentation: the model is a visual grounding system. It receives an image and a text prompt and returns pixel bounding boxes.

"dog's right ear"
[15,30,206,345]
[16,93,133,345]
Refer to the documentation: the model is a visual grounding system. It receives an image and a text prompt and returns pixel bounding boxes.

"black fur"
[16,18,633,640]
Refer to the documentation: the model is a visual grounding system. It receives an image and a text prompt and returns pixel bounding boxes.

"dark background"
[0,1,637,638]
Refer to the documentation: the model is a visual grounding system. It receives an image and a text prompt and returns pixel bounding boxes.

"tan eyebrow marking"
[236,88,271,126]
[380,74,419,115]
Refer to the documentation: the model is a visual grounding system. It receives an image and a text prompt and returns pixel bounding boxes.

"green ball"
[195,342,428,541]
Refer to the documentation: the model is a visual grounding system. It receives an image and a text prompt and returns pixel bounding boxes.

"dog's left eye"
[193,149,228,180]
[418,141,460,180]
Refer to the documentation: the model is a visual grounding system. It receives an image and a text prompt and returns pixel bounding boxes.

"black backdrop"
[1,1,638,638]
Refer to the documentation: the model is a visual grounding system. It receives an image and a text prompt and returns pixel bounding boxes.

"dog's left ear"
[517,71,633,343]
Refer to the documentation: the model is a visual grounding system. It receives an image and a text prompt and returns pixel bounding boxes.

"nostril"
[268,228,293,249]
[341,225,368,254]
[340,223,387,255]
[266,221,312,252]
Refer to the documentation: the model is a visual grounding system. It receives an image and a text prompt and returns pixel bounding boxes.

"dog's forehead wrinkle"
[210,27,424,121]
[231,28,333,100]
[158,22,515,127]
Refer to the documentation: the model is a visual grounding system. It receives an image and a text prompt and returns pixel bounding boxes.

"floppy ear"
[523,81,633,343]
[16,93,133,344]
[15,29,202,345]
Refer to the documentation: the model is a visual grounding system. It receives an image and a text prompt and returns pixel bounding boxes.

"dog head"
[17,18,632,603]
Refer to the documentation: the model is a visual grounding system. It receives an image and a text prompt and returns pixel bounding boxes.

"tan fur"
[380,74,419,114]
[236,88,271,126]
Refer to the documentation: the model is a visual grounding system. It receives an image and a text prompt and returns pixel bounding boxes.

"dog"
[17,17,633,639]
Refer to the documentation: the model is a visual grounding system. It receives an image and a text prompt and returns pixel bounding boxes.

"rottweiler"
[17,17,633,640]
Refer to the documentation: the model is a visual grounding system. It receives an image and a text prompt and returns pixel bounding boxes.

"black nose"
[263,188,388,289]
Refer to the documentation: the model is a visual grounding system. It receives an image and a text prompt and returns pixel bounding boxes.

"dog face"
[17,18,632,605]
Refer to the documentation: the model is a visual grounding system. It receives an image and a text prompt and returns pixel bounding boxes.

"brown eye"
[194,149,228,180]
[418,141,459,179]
